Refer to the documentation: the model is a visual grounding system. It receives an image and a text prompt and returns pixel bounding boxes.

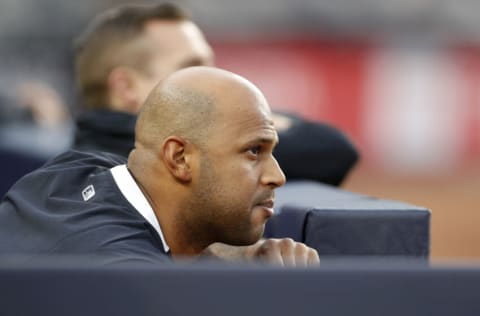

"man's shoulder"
[0,149,163,258]
[5,150,127,205]
[7,149,127,203]
[44,149,127,171]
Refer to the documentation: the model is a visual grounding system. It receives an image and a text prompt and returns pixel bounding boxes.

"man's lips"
[256,199,275,217]
[257,199,274,209]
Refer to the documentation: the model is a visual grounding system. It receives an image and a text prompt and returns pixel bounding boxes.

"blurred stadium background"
[1,0,480,260]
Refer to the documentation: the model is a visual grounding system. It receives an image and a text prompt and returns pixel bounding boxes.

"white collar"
[110,164,169,253]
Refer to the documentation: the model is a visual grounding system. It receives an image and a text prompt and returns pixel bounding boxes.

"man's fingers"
[279,238,296,267]
[256,239,285,266]
[293,243,309,267]
[252,238,319,267]
[307,248,320,266]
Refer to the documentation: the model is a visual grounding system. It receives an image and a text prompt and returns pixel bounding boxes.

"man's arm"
[203,238,319,267]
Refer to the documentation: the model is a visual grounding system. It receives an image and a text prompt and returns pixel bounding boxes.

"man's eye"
[248,146,261,156]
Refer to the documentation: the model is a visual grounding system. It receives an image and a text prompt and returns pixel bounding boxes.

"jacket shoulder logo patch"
[82,185,95,201]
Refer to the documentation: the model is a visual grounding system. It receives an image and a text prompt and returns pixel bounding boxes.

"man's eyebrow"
[248,135,279,146]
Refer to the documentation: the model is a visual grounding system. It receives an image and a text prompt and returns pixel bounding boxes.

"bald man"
[0,67,319,266]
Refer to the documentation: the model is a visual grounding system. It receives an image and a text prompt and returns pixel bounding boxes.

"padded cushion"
[264,181,430,257]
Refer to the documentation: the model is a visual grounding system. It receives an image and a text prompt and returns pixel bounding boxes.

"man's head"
[74,3,213,112]
[129,67,286,254]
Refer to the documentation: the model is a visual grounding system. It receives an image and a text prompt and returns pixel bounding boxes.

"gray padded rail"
[1,260,479,316]
[264,181,430,257]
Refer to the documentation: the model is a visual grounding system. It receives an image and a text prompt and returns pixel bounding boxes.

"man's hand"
[203,238,319,267]
[244,238,319,267]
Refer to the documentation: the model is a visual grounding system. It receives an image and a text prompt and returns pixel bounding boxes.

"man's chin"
[231,228,264,246]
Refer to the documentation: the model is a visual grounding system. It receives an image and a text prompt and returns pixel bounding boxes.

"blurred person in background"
[0,81,73,197]
[0,80,72,158]
[72,2,359,186]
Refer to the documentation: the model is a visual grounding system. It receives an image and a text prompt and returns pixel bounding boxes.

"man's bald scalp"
[135,81,214,150]
[135,66,270,153]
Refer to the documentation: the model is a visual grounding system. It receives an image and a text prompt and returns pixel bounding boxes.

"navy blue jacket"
[0,150,170,264]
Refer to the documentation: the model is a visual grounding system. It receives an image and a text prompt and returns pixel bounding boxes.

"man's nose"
[262,155,286,188]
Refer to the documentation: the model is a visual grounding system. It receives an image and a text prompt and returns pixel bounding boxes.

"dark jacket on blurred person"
[74,109,136,157]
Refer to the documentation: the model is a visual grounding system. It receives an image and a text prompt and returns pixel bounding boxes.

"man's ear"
[162,136,193,183]
[107,67,141,113]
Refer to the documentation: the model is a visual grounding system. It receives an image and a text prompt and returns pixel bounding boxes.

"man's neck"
[128,166,207,257]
